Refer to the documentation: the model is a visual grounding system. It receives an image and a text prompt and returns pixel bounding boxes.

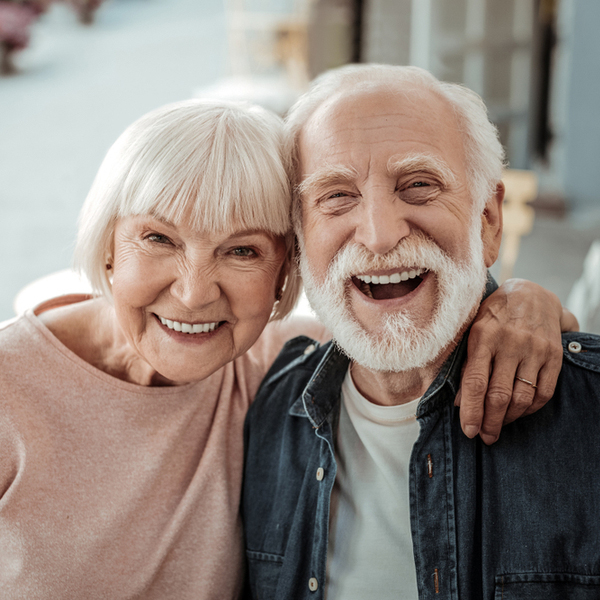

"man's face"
[297,83,501,372]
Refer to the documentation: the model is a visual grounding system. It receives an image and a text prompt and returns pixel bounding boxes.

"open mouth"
[155,314,225,334]
[352,268,427,300]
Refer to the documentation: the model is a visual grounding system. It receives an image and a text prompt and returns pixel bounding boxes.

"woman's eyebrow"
[146,213,177,228]
[387,153,457,185]
[296,164,359,200]
[226,228,272,239]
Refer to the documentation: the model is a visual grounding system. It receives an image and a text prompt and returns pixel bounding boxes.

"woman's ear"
[481,182,504,268]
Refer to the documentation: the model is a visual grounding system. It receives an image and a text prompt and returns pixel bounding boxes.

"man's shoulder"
[255,334,332,390]
[248,336,332,417]
[528,332,600,420]
[561,331,600,375]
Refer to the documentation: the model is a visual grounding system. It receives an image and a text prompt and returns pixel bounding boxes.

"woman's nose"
[353,196,411,255]
[170,265,222,310]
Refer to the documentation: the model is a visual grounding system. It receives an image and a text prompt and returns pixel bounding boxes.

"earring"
[106,262,112,271]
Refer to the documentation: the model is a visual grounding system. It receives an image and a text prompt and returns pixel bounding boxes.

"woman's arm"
[457,278,578,444]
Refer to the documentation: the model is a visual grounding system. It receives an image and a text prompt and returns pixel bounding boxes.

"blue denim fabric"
[242,315,600,599]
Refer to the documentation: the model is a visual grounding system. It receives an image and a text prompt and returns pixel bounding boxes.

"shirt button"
[304,343,316,355]
[568,341,582,353]
[309,577,319,592]
[316,467,324,481]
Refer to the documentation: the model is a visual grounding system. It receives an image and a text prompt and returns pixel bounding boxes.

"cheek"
[112,256,171,310]
[227,271,278,319]
[303,220,345,281]
[413,210,473,260]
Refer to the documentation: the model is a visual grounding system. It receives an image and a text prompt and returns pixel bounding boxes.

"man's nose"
[170,264,221,310]
[354,196,411,255]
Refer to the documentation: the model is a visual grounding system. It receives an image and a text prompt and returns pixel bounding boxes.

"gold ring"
[515,376,537,389]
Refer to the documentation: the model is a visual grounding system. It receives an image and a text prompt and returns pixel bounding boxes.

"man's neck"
[350,345,456,407]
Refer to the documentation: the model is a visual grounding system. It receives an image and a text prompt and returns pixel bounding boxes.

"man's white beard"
[299,222,488,373]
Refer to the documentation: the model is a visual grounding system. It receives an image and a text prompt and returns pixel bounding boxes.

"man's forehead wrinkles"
[386,153,457,183]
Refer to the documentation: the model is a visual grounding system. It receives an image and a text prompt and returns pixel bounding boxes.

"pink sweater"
[0,300,323,599]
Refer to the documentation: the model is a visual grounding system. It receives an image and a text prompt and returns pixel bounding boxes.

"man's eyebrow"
[387,153,457,185]
[296,164,359,200]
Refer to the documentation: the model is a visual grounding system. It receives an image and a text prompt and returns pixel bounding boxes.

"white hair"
[286,63,506,228]
[299,216,488,372]
[74,99,301,320]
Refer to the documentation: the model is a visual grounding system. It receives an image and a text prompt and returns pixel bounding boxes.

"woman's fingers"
[457,345,493,439]
[459,347,563,444]
[498,376,537,428]
[468,356,522,445]
[458,278,566,444]
[521,357,563,418]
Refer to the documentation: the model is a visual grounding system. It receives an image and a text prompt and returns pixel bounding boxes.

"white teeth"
[159,316,219,334]
[356,269,423,285]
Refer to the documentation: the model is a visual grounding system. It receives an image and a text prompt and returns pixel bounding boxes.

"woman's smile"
[156,314,222,334]
[110,214,287,384]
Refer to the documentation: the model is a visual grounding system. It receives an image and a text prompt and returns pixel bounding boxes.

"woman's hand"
[457,278,579,445]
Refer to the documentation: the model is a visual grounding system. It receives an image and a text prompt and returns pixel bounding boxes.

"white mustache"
[323,233,457,285]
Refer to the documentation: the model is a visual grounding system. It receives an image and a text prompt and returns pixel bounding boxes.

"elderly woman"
[0,99,573,599]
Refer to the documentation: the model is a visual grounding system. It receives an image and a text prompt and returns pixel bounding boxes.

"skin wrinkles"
[386,154,457,188]
[75,213,288,387]
[299,154,458,214]
[300,88,478,266]
[298,82,504,405]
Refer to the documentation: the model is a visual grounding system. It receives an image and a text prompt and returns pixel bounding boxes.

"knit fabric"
[0,297,324,599]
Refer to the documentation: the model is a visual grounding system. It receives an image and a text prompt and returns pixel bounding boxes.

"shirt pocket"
[246,549,284,600]
[495,572,600,599]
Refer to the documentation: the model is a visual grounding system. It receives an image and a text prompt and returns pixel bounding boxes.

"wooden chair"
[499,168,538,283]
[195,0,314,115]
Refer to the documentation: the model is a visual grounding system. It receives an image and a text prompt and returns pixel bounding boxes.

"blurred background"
[1,0,599,330]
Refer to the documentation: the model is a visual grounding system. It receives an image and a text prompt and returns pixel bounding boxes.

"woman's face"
[110,214,287,384]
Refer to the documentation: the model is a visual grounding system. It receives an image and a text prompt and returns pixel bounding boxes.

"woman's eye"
[231,247,256,257]
[145,233,171,244]
[411,181,429,188]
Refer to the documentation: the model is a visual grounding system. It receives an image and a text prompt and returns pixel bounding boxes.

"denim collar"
[288,342,349,428]
[290,274,498,425]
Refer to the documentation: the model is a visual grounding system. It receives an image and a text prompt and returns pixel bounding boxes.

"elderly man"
[241,64,600,600]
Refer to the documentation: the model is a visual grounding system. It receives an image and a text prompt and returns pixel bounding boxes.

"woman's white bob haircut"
[285,63,506,224]
[75,99,301,320]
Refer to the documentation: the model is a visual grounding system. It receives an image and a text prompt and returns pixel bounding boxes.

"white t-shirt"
[326,368,421,600]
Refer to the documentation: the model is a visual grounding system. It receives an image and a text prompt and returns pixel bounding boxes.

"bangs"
[117,103,292,236]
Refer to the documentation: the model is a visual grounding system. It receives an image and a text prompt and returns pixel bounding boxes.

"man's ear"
[481,181,504,268]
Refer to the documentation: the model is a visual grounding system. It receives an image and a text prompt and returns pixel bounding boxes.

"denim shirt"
[242,320,600,599]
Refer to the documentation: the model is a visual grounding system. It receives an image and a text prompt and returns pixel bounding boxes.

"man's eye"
[232,247,256,257]
[316,191,358,216]
[398,181,439,205]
